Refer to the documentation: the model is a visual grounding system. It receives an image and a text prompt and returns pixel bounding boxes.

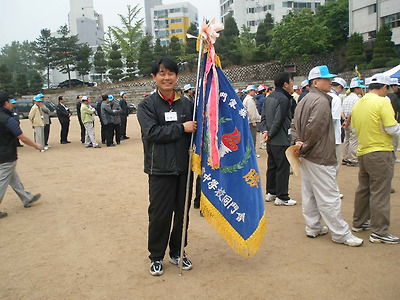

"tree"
[29,72,43,94]
[154,38,167,58]
[239,25,256,64]
[270,9,330,63]
[33,29,56,89]
[53,25,80,87]
[168,36,182,61]
[255,13,274,47]
[180,22,199,72]
[75,43,92,83]
[108,5,144,77]
[14,73,29,95]
[93,46,107,82]
[316,0,349,48]
[371,25,399,68]
[0,64,13,93]
[137,34,154,76]
[108,44,124,82]
[346,33,367,69]
[215,16,241,66]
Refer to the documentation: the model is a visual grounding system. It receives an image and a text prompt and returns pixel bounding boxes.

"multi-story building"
[220,0,330,33]
[151,2,198,46]
[145,0,163,34]
[349,0,400,51]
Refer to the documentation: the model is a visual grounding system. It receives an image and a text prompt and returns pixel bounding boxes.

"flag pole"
[178,34,205,276]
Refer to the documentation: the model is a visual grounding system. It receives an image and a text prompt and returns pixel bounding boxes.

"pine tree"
[75,43,92,83]
[108,44,124,82]
[154,38,167,59]
[371,25,399,68]
[14,73,29,95]
[93,46,107,82]
[33,29,56,89]
[346,33,367,69]
[29,72,43,94]
[0,64,13,93]
[168,36,182,62]
[215,16,241,66]
[137,34,154,76]
[181,22,199,72]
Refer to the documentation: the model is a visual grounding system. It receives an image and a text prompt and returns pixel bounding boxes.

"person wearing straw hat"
[342,78,365,166]
[351,73,400,244]
[291,65,363,247]
[137,57,196,276]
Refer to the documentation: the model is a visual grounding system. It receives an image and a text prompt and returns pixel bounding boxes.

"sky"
[0,0,220,48]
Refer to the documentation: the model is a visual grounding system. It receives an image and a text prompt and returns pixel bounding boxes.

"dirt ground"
[0,115,399,300]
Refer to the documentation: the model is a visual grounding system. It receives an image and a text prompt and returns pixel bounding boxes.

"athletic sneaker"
[24,193,41,208]
[169,253,193,270]
[369,233,400,244]
[307,226,329,238]
[332,234,363,247]
[352,220,371,232]
[150,260,164,276]
[265,193,276,202]
[274,198,296,206]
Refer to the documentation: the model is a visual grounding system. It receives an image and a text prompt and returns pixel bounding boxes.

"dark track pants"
[266,143,290,200]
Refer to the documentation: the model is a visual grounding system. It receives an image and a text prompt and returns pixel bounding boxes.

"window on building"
[382,12,400,29]
[368,4,376,14]
[247,7,255,13]
[170,8,181,13]
[170,18,183,24]
[283,1,293,8]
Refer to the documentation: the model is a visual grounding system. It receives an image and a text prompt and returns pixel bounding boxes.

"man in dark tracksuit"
[137,57,197,276]
[260,72,297,206]
[119,91,130,140]
[76,95,85,144]
[56,96,71,144]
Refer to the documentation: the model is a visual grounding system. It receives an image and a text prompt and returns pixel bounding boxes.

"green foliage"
[33,29,56,88]
[93,46,107,81]
[270,9,330,63]
[154,38,167,58]
[371,25,399,68]
[29,72,43,94]
[53,25,80,85]
[215,16,241,66]
[346,33,366,69]
[168,36,182,61]
[316,0,349,47]
[14,73,29,95]
[75,43,92,81]
[108,44,123,82]
[255,13,274,47]
[0,64,14,93]
[137,34,154,76]
[186,22,198,55]
[239,25,256,64]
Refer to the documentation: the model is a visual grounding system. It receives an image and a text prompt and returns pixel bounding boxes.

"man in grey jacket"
[291,65,363,247]
[101,95,118,147]
[260,72,296,206]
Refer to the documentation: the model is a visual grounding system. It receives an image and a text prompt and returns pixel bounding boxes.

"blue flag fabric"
[192,56,266,257]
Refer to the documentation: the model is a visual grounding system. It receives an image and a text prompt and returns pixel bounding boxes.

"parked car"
[58,79,95,88]
[14,100,57,119]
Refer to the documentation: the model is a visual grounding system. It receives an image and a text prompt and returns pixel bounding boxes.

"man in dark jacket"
[76,95,85,144]
[260,72,296,206]
[119,91,130,140]
[101,95,118,147]
[0,92,42,219]
[56,96,71,144]
[137,57,197,276]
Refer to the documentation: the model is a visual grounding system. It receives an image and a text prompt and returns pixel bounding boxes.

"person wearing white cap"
[243,84,261,154]
[38,94,51,150]
[298,79,310,102]
[183,84,195,102]
[341,78,365,166]
[292,85,300,102]
[351,73,400,244]
[28,95,45,151]
[328,77,347,179]
[291,65,363,247]
[119,91,130,140]
[80,96,101,148]
[387,78,400,162]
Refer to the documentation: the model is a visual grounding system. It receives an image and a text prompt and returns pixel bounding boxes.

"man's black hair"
[101,94,108,101]
[309,79,315,87]
[151,57,179,76]
[76,95,81,99]
[274,72,292,88]
[369,83,386,90]
[0,91,10,107]
[58,96,63,101]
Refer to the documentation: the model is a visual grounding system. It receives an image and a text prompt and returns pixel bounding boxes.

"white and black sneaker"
[169,253,193,270]
[369,233,400,244]
[274,198,296,206]
[150,260,163,276]
[307,226,329,238]
[352,220,371,232]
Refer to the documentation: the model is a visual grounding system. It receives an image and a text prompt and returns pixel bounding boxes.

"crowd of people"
[1,57,399,278]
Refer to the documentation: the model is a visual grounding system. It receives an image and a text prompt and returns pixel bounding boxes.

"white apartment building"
[145,0,163,34]
[220,0,330,33]
[151,2,198,46]
[349,0,400,50]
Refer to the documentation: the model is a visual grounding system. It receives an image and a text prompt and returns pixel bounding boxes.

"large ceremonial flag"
[191,21,266,257]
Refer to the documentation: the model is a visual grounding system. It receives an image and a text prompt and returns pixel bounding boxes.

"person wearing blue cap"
[119,91,130,140]
[342,78,365,166]
[0,92,43,219]
[38,94,51,150]
[100,95,119,147]
[56,96,71,144]
[291,65,363,247]
[351,73,400,244]
[28,95,45,151]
